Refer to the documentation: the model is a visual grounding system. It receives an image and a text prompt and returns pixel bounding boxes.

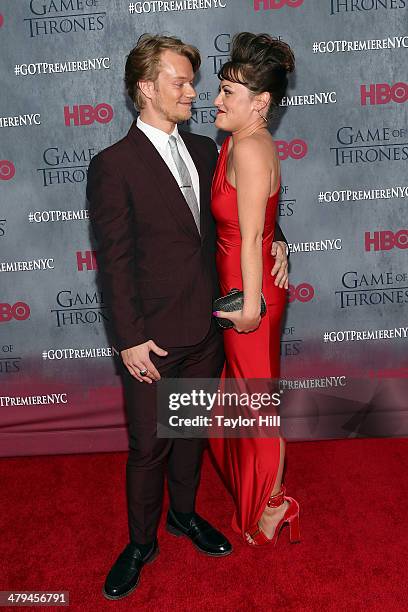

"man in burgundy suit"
[87,34,289,600]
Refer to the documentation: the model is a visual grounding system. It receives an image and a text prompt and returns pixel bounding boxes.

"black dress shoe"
[103,540,159,600]
[166,509,232,557]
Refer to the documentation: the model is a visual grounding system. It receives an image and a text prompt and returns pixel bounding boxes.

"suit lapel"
[127,122,200,242]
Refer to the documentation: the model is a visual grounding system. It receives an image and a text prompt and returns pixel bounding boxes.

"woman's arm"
[213,136,281,332]
[233,137,271,323]
[235,137,278,331]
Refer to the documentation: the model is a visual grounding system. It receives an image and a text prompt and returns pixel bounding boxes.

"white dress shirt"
[136,116,200,209]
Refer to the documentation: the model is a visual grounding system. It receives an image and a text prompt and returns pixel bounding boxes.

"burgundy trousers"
[120,323,224,544]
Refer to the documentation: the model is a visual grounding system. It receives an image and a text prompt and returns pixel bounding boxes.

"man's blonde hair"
[125,34,201,110]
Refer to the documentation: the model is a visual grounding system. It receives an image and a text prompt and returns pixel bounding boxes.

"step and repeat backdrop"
[1,1,407,456]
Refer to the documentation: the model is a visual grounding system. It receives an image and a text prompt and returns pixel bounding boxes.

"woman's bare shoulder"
[233,132,277,169]
[233,133,268,163]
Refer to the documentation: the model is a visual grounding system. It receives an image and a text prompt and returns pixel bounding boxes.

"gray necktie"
[168,135,200,234]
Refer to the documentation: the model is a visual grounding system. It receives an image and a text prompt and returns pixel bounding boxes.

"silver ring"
[139,368,148,377]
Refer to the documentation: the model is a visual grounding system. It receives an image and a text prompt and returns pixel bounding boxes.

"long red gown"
[209,135,287,538]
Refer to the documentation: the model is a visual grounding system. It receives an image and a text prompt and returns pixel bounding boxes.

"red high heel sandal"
[246,485,300,546]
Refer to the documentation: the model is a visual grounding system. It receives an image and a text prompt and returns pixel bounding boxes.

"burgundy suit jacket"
[87,122,287,352]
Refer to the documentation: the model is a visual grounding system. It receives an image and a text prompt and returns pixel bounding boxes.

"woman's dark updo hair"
[218,32,295,118]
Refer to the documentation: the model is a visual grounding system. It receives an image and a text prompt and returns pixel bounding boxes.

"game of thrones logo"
[52,289,108,327]
[25,0,107,38]
[330,125,408,166]
[37,146,96,187]
[330,0,406,14]
[207,33,231,75]
[335,270,408,308]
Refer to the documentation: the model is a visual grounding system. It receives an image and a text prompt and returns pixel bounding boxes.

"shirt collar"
[137,116,181,152]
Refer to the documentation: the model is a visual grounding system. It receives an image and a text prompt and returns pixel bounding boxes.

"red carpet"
[1,439,407,611]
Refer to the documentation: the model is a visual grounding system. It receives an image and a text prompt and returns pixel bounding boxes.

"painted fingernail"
[212,311,218,316]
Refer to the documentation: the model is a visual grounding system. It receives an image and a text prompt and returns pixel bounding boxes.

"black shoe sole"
[102,546,159,600]
[166,523,233,557]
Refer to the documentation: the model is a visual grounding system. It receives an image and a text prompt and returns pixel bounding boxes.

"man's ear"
[137,80,155,102]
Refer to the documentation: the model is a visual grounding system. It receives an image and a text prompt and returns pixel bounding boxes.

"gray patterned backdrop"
[1,0,407,456]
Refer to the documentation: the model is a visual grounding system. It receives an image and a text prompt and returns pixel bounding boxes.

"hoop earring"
[257,109,268,122]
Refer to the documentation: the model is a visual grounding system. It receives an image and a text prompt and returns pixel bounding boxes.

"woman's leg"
[246,437,289,543]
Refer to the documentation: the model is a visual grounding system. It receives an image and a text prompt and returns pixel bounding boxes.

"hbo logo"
[64,103,114,127]
[365,230,408,252]
[254,0,304,9]
[360,82,408,106]
[288,283,314,303]
[0,302,30,322]
[275,139,308,160]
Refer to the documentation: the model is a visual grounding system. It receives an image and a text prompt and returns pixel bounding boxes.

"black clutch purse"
[213,288,267,329]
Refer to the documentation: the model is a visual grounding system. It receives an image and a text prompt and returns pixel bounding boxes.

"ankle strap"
[266,485,286,508]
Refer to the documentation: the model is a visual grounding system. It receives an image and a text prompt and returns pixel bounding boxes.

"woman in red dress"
[210,33,300,546]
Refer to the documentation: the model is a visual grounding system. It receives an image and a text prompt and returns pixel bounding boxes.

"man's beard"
[154,87,191,124]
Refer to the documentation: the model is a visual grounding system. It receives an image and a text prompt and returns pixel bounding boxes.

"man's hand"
[271,240,289,289]
[121,340,168,383]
